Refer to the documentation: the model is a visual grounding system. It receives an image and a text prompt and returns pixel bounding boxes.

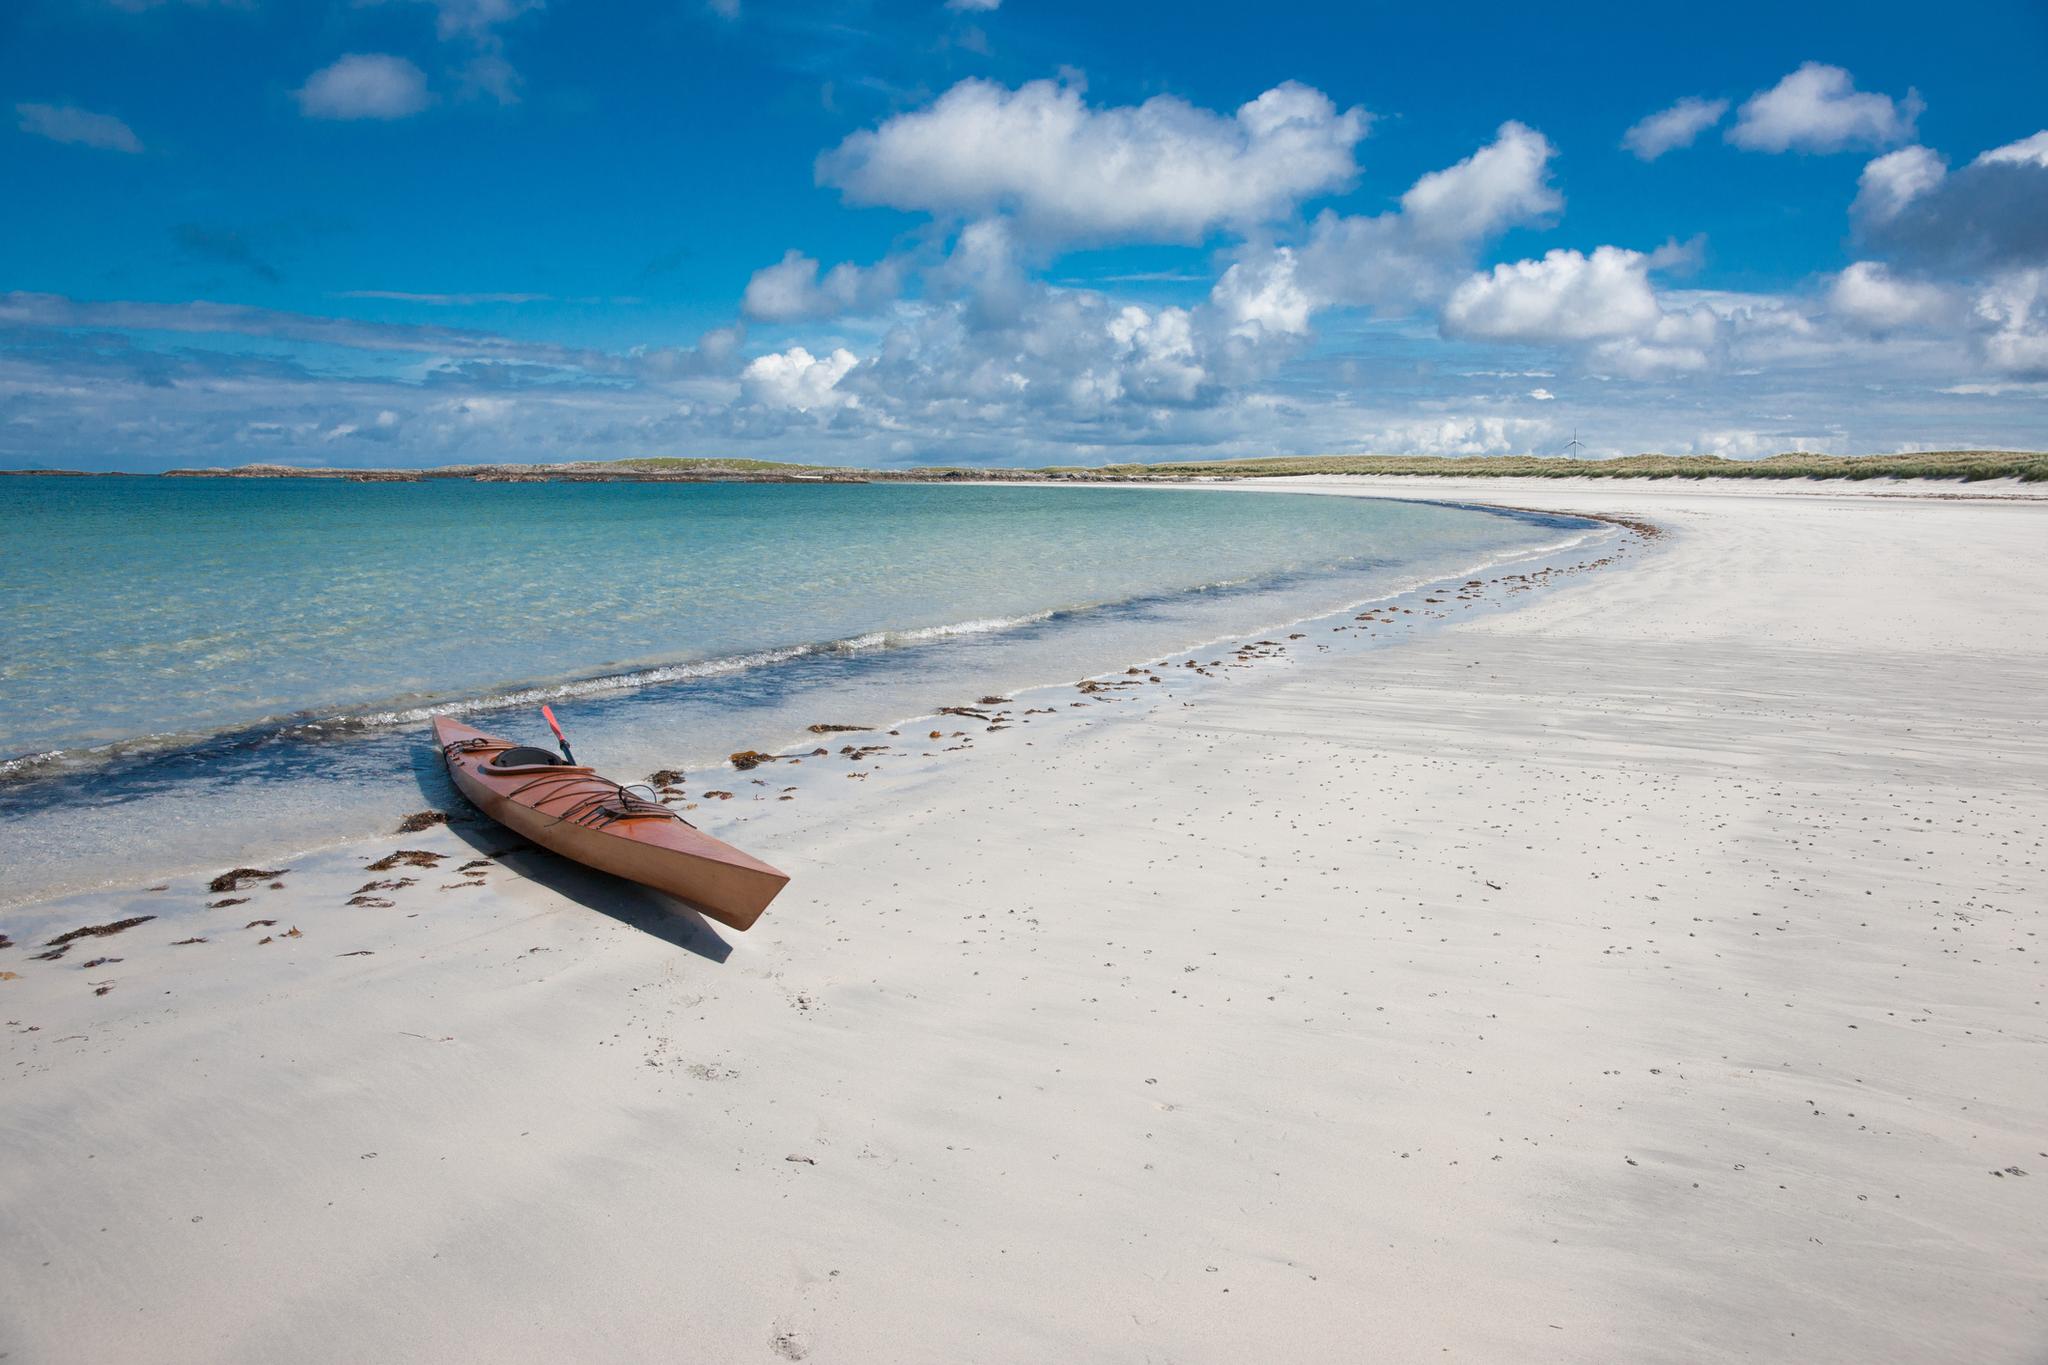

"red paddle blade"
[541,704,567,743]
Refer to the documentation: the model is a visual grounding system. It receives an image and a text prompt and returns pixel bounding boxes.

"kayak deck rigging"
[443,735,681,829]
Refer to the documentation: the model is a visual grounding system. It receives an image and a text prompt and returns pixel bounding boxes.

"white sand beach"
[3,478,2045,1363]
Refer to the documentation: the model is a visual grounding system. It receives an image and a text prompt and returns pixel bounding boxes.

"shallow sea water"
[0,477,1605,901]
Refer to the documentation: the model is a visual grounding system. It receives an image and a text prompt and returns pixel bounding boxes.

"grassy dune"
[585,457,832,473]
[125,449,2048,483]
[1064,451,2048,482]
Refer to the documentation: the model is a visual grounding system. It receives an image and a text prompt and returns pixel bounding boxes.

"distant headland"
[4,450,2045,483]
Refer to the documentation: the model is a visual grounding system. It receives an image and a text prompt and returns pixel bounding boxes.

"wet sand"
[3,477,2045,1362]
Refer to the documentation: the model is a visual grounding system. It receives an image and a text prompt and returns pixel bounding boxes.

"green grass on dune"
[580,456,831,472]
[1067,451,2048,482]
[563,450,2047,482]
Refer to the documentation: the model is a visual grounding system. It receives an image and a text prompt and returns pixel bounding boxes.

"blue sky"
[3,0,2045,468]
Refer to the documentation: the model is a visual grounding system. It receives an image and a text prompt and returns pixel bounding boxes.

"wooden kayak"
[433,715,788,931]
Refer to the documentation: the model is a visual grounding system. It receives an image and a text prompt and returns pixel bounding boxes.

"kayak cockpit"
[490,745,574,770]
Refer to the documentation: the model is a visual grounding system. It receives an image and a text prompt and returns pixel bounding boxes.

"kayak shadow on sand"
[445,813,735,963]
[412,748,734,964]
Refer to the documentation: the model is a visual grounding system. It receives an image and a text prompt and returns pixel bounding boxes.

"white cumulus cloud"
[742,250,907,322]
[1727,62,1920,154]
[817,76,1368,243]
[1591,306,1721,377]
[1976,130,2048,169]
[1106,304,1207,403]
[929,218,1032,328]
[1442,246,1663,343]
[1221,121,1562,325]
[1690,429,1845,459]
[1211,247,1312,339]
[295,54,432,121]
[1439,245,1738,377]
[15,102,144,153]
[1828,261,1959,333]
[1622,96,1728,160]
[1972,269,2048,377]
[1851,145,1948,222]
[1399,121,1560,242]
[1364,417,1554,456]
[742,345,860,411]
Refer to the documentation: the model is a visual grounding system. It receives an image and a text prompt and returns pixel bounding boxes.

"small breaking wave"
[0,504,1612,794]
[0,749,65,780]
[0,606,1078,784]
[833,612,1057,652]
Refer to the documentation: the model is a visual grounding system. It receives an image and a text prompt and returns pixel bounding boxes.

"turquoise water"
[0,476,1603,900]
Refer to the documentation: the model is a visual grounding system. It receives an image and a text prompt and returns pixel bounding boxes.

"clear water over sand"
[0,477,1600,899]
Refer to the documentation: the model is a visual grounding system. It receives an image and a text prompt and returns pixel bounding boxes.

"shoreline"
[4,477,2044,1361]
[0,495,1600,782]
[6,451,2048,488]
[0,494,1631,910]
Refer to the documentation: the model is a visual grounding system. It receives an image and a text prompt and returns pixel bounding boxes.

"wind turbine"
[1563,428,1585,460]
